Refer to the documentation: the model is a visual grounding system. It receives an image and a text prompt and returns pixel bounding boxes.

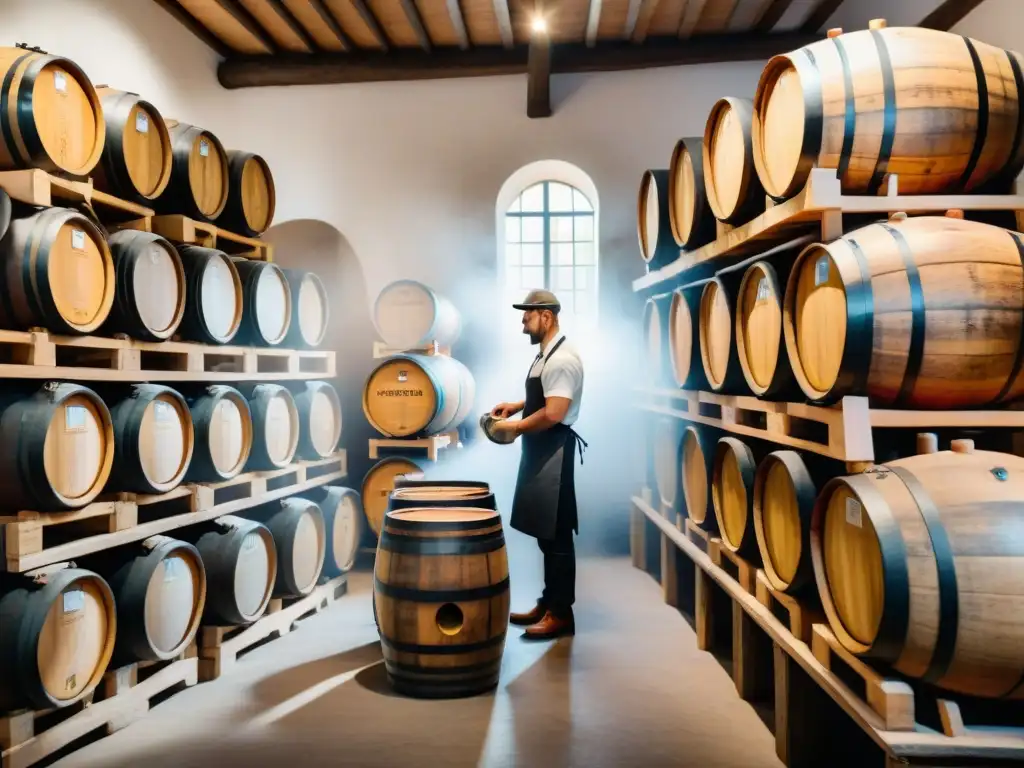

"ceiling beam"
[214,0,278,52]
[678,0,708,38]
[350,0,391,50]
[307,0,353,50]
[630,0,662,43]
[527,32,551,118]
[585,0,602,47]
[150,0,233,57]
[752,0,795,31]
[446,0,471,49]
[264,0,319,51]
[799,0,845,33]
[493,0,515,49]
[919,0,988,30]
[400,0,433,51]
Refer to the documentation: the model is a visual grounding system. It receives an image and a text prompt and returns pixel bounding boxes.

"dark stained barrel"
[176,245,243,345]
[291,380,342,460]
[231,258,291,347]
[183,385,253,483]
[245,498,326,598]
[219,151,276,236]
[156,121,229,221]
[239,383,299,471]
[281,269,329,349]
[668,137,716,250]
[93,88,173,204]
[103,231,185,342]
[307,486,363,579]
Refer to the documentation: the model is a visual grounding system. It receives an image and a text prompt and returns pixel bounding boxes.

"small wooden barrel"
[374,280,461,350]
[752,25,1024,201]
[637,169,675,269]
[219,150,276,237]
[176,245,243,345]
[281,268,329,349]
[388,482,496,514]
[308,486,362,579]
[753,450,819,595]
[668,137,716,250]
[188,516,276,625]
[783,216,1024,407]
[240,384,299,471]
[156,121,229,221]
[93,88,173,204]
[653,418,680,512]
[668,285,708,390]
[703,97,765,224]
[643,294,672,386]
[0,567,116,711]
[0,207,115,335]
[0,382,115,510]
[231,257,292,347]
[0,47,105,175]
[735,260,797,399]
[103,231,185,342]
[246,498,326,598]
[711,437,759,559]
[291,380,342,460]
[184,385,253,482]
[699,275,748,394]
[105,384,194,495]
[362,458,427,535]
[363,354,475,438]
[375,507,509,698]
[681,425,717,531]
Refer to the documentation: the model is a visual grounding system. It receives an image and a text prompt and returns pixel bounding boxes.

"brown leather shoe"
[522,610,575,640]
[510,602,546,626]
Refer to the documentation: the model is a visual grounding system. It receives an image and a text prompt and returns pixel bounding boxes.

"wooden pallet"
[368,432,457,461]
[0,169,153,227]
[708,538,757,595]
[150,215,272,261]
[197,574,348,681]
[754,571,824,646]
[371,340,452,359]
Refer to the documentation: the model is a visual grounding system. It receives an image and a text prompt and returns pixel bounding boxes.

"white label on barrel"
[63,589,84,613]
[242,532,258,552]
[199,139,210,157]
[164,557,181,583]
[845,497,863,528]
[154,400,175,423]
[135,111,149,134]
[815,256,829,286]
[53,71,67,94]
[71,229,86,251]
[397,370,408,383]
[65,405,87,431]
[757,278,770,302]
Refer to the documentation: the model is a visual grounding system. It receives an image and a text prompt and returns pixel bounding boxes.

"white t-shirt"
[528,333,584,426]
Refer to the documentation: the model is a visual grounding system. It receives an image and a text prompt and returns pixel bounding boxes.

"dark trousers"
[538,524,575,618]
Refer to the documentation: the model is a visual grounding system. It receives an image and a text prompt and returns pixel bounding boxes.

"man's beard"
[524,328,543,344]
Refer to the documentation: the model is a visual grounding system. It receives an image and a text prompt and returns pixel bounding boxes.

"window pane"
[552,243,573,265]
[574,216,594,241]
[549,182,573,212]
[574,266,594,291]
[506,243,521,265]
[574,290,592,315]
[508,196,521,213]
[551,216,573,242]
[573,189,593,211]
[522,266,544,289]
[522,243,544,266]
[574,241,595,265]
[554,266,574,291]
[505,217,521,243]
[521,184,544,212]
[506,265,521,289]
[522,217,543,242]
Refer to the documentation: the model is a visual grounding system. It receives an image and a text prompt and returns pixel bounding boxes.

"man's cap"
[513,289,560,312]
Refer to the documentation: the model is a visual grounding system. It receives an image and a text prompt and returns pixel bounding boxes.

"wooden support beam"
[307,0,353,50]
[264,0,319,51]
[446,0,471,49]
[631,0,662,43]
[678,0,709,38]
[585,0,602,47]
[400,0,433,51]
[214,0,278,52]
[919,0,988,30]
[527,33,551,118]
[493,0,515,48]
[150,0,233,57]
[799,0,846,32]
[753,0,795,31]
[350,0,391,50]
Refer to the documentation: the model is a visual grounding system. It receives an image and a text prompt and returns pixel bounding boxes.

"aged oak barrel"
[388,481,496,514]
[711,437,760,559]
[374,280,461,351]
[783,215,1024,407]
[220,150,276,237]
[681,424,718,531]
[0,207,115,335]
[375,506,510,698]
[184,385,253,482]
[362,457,426,535]
[363,354,475,438]
[668,137,717,250]
[291,380,342,460]
[0,567,116,711]
[736,260,798,399]
[245,498,325,598]
[699,274,748,394]
[240,383,299,471]
[752,23,1024,201]
[281,268,329,349]
[668,285,708,390]
[0,46,105,176]
[93,87,172,204]
[643,294,672,387]
[176,245,243,345]
[703,97,765,224]
[103,231,185,342]
[231,257,292,347]
[638,169,676,269]
[156,121,229,221]
[308,486,362,579]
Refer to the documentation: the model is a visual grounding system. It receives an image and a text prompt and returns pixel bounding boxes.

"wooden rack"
[371,340,451,359]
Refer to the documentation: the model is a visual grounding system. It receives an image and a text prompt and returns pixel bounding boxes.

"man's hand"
[491,401,523,419]
[489,419,519,439]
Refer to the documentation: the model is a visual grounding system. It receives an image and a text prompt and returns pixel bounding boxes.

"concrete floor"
[56,541,782,768]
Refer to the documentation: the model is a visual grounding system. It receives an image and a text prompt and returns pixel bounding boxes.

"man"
[490,289,585,640]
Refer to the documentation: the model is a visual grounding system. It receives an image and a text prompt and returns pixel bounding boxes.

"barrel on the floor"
[752,24,1024,200]
[240,383,299,471]
[643,294,672,386]
[105,383,194,494]
[681,425,717,531]
[184,385,253,482]
[783,215,1024,407]
[0,567,116,711]
[699,274,748,394]
[103,231,185,342]
[0,47,105,175]
[653,418,680,513]
[668,285,707,390]
[703,97,765,224]
[93,88,173,204]
[291,380,342,460]
[219,150,276,237]
[637,169,675,269]
[307,486,362,579]
[363,354,475,438]
[245,498,325,598]
[388,481,496,515]
[375,507,510,698]
[176,245,243,345]
[281,269,329,349]
[668,137,716,250]
[156,121,229,221]
[711,437,759,559]
[231,258,292,347]
[362,458,427,535]
[0,382,115,510]
[0,207,116,334]
[373,280,461,350]
[736,260,797,399]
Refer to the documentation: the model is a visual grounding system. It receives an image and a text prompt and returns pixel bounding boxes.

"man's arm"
[515,396,570,435]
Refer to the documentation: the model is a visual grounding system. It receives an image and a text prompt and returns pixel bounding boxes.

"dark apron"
[509,337,587,541]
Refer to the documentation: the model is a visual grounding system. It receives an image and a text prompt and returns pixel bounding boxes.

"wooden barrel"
[711,437,759,558]
[703,97,765,224]
[219,150,276,237]
[643,294,672,386]
[0,382,115,510]
[735,260,798,399]
[156,121,229,221]
[753,450,819,595]
[105,384,194,495]
[291,380,342,460]
[783,215,1024,407]
[184,385,253,482]
[362,458,426,535]
[363,353,475,438]
[0,47,105,175]
[653,418,680,513]
[188,516,276,625]
[668,137,716,250]
[0,567,116,711]
[699,275,748,394]
[752,24,1024,201]
[394,478,489,490]
[375,507,509,698]
[0,207,115,334]
[308,486,362,579]
[637,170,675,269]
[176,245,243,345]
[388,482,496,515]
[231,257,292,347]
[811,440,1024,698]
[246,498,326,598]
[281,268,329,349]
[103,231,185,342]
[668,285,708,390]
[681,425,717,531]
[239,384,299,471]
[373,280,461,350]
[93,88,173,204]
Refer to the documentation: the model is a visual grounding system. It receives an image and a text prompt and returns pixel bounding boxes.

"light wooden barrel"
[0,47,104,175]
[736,260,798,399]
[753,450,819,595]
[184,385,253,482]
[653,418,680,513]
[240,384,299,471]
[668,137,716,250]
[231,258,291,347]
[699,275,748,394]
[783,215,1024,407]
[0,207,115,334]
[363,354,475,438]
[373,280,461,350]
[638,169,675,269]
[0,567,116,711]
[668,286,708,390]
[156,121,229,221]
[246,498,326,598]
[388,482,496,515]
[752,24,1024,201]
[703,97,765,224]
[105,384,194,495]
[811,440,1024,698]
[643,294,672,386]
[291,380,342,460]
[189,516,276,625]
[0,382,115,510]
[711,437,759,559]
[220,151,276,237]
[104,231,185,342]
[93,88,172,204]
[309,486,362,579]
[375,507,509,698]
[176,245,243,345]
[361,458,427,535]
[681,425,717,531]
[281,268,329,349]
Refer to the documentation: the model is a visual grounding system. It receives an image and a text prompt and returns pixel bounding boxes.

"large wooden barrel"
[188,516,276,625]
[0,47,104,176]
[0,382,115,510]
[711,437,759,558]
[105,384,194,495]
[363,354,475,438]
[176,245,243,345]
[752,24,1024,201]
[184,385,253,482]
[388,481,496,515]
[231,258,292,347]
[93,88,173,204]
[643,294,672,386]
[308,486,362,579]
[156,121,229,222]
[219,151,276,237]
[290,380,342,460]
[637,170,676,269]
[736,260,798,399]
[681,425,717,531]
[245,498,325,598]
[104,231,185,342]
[375,507,509,698]
[362,458,426,535]
[699,274,748,394]
[239,383,299,471]
[811,440,1024,698]
[703,97,765,224]
[783,215,1024,407]
[281,268,329,349]
[668,285,708,390]
[668,137,716,250]
[374,280,461,350]
[0,207,115,335]
[653,418,680,513]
